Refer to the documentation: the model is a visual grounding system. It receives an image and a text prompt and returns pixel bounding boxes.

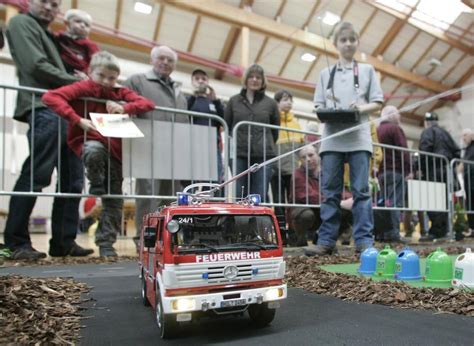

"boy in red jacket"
[43,51,155,257]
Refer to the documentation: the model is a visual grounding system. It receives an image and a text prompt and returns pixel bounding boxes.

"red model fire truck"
[138,190,287,338]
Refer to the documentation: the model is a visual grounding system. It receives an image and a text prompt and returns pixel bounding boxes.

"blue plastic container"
[394,248,421,280]
[358,247,379,276]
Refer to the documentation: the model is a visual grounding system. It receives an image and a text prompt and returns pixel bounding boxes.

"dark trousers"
[83,141,123,248]
[271,174,292,231]
[425,169,448,238]
[4,108,83,251]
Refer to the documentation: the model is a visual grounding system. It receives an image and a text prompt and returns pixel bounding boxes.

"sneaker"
[304,245,337,256]
[11,247,47,260]
[99,247,118,257]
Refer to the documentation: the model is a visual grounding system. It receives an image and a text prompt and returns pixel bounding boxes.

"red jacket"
[56,33,100,73]
[377,121,410,174]
[289,166,321,205]
[42,79,155,161]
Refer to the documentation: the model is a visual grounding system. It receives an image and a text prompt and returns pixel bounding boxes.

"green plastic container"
[424,247,453,283]
[374,245,397,277]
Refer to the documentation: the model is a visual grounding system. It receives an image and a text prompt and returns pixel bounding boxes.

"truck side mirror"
[143,226,157,248]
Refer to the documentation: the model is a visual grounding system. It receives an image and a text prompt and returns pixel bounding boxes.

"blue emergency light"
[248,194,261,206]
[177,193,190,206]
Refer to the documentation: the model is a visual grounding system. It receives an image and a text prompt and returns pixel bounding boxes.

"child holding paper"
[43,51,155,257]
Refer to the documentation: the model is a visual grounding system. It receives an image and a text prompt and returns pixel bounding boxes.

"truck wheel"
[141,271,150,307]
[155,291,177,339]
[248,303,276,327]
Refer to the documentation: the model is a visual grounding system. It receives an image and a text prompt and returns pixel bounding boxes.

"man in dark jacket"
[4,0,92,259]
[461,129,474,237]
[376,106,410,243]
[419,112,460,241]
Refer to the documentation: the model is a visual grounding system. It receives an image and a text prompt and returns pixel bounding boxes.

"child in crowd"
[42,51,155,257]
[270,89,305,245]
[57,9,100,74]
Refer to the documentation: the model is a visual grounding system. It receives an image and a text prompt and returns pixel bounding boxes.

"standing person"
[225,64,280,200]
[271,89,305,241]
[43,51,155,256]
[56,8,100,75]
[123,45,188,249]
[307,22,384,256]
[419,112,460,241]
[461,129,474,237]
[187,68,225,182]
[376,105,410,243]
[4,0,92,260]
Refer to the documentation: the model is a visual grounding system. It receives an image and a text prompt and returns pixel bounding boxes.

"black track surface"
[2,262,473,345]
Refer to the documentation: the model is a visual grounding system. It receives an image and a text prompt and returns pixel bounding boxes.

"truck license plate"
[220,299,247,308]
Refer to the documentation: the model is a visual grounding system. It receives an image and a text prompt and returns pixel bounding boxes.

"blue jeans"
[318,151,373,248]
[4,108,84,251]
[235,158,273,202]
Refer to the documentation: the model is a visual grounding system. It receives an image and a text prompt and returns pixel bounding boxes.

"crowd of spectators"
[2,1,471,259]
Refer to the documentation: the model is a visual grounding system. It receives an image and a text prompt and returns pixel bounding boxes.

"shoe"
[11,246,47,260]
[68,243,94,256]
[99,247,118,257]
[50,242,94,257]
[355,243,373,254]
[419,234,440,242]
[304,245,337,256]
[384,236,409,245]
[89,184,106,195]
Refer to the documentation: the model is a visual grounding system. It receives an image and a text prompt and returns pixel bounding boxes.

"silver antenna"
[318,17,337,109]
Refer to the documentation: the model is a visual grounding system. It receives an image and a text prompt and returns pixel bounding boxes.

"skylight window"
[412,0,471,31]
[376,0,471,32]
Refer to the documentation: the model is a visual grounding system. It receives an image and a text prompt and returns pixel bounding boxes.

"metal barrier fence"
[232,121,454,238]
[0,83,464,239]
[0,83,229,202]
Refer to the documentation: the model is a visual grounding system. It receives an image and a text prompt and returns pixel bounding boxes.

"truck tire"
[141,271,150,307]
[248,303,276,327]
[155,290,178,339]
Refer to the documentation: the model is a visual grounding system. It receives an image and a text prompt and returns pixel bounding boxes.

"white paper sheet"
[89,113,144,138]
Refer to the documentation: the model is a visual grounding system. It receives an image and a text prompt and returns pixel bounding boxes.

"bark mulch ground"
[0,275,91,344]
[285,252,474,317]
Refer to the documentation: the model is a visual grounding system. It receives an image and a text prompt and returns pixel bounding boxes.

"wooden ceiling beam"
[214,0,253,80]
[303,55,321,81]
[161,0,448,93]
[278,0,322,76]
[393,30,421,64]
[372,0,419,57]
[187,15,201,52]
[410,37,437,72]
[440,52,469,81]
[359,8,378,37]
[153,4,166,42]
[255,0,287,64]
[114,0,123,31]
[364,0,473,55]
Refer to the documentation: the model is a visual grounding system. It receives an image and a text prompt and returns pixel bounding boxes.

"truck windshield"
[170,215,279,253]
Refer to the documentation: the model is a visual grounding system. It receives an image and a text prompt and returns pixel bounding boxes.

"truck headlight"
[172,298,196,312]
[265,288,284,301]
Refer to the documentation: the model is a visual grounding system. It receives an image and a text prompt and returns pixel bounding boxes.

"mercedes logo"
[223,265,239,280]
